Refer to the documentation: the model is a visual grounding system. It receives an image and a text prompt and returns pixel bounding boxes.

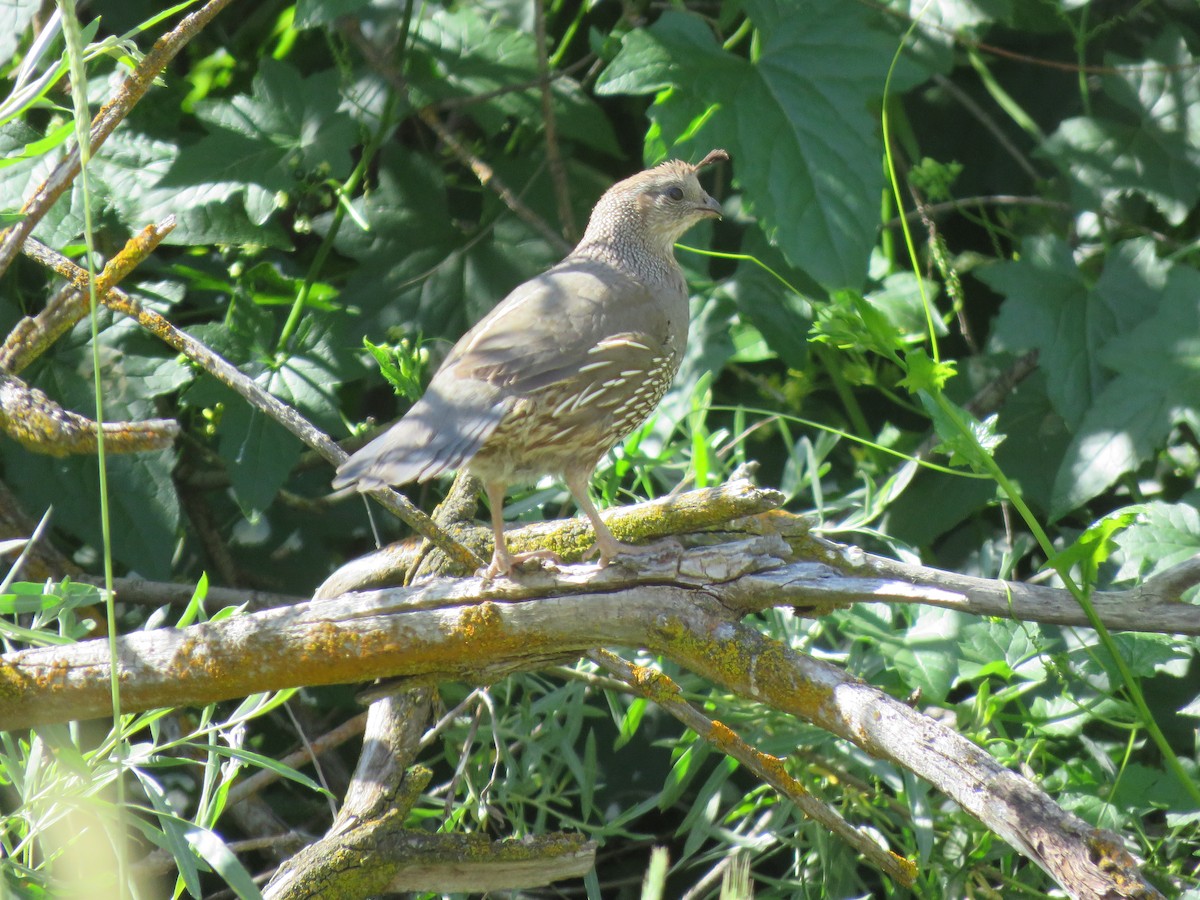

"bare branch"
[535,0,576,242]
[1,218,176,373]
[588,649,917,886]
[19,236,481,572]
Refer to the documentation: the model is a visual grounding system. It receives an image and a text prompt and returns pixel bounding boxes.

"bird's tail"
[332,380,509,491]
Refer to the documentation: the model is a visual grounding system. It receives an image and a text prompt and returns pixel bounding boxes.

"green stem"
[58,0,128,893]
[276,89,400,354]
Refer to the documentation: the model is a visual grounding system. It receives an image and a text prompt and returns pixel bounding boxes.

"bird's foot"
[582,536,681,568]
[479,547,563,582]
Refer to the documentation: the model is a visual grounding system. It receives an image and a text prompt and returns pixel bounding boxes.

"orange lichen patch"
[455,602,504,640]
[628,663,680,703]
[705,719,740,751]
[33,659,72,692]
[752,645,837,722]
[753,751,800,791]
[303,620,356,660]
[656,615,836,725]
[172,635,231,681]
[1086,829,1154,892]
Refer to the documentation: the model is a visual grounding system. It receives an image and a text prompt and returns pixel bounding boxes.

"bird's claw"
[583,537,679,568]
[478,548,563,582]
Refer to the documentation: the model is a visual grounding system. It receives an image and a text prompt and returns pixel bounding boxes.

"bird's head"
[582,149,729,257]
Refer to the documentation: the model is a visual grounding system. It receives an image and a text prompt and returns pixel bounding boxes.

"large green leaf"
[409,6,618,154]
[0,0,39,64]
[1,448,180,579]
[1115,501,1200,583]
[598,0,916,291]
[1039,30,1200,225]
[161,60,357,225]
[982,237,1166,429]
[98,130,291,248]
[1051,264,1200,516]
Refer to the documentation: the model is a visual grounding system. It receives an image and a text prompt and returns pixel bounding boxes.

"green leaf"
[0,582,103,615]
[981,237,1166,429]
[184,828,265,900]
[0,449,180,579]
[1115,501,1200,583]
[0,0,39,62]
[1051,264,1200,515]
[1045,507,1142,586]
[294,0,373,29]
[898,349,957,393]
[1075,633,1191,682]
[98,130,292,248]
[921,394,1005,471]
[163,60,357,225]
[614,696,647,751]
[890,607,966,703]
[1039,30,1200,225]
[728,230,818,368]
[363,338,427,403]
[599,1,909,290]
[410,7,618,153]
[960,621,1049,685]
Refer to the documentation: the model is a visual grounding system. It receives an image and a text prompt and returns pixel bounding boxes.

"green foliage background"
[2,0,1199,897]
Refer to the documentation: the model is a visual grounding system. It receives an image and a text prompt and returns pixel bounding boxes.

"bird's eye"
[666,186,684,201]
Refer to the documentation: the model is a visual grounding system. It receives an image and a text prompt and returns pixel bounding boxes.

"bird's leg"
[565,470,656,566]
[482,481,560,580]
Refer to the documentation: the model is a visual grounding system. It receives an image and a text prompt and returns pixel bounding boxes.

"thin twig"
[0,0,238,278]
[20,236,482,572]
[535,0,576,241]
[228,712,369,806]
[0,218,177,373]
[341,19,571,255]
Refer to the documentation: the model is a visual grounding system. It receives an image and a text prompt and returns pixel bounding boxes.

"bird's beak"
[697,193,723,218]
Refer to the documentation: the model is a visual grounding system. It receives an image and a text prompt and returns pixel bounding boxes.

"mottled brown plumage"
[335,150,729,577]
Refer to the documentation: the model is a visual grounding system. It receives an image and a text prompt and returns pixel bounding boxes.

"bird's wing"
[333,259,686,490]
[441,258,682,396]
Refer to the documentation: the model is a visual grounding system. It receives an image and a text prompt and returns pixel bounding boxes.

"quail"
[334,150,729,577]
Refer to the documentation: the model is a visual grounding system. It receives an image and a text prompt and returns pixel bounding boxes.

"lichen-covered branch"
[1,218,176,373]
[0,370,178,454]
[587,649,917,887]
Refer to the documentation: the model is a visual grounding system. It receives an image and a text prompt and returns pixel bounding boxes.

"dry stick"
[534,0,576,242]
[0,0,239,279]
[20,237,482,572]
[587,650,917,886]
[0,219,177,373]
[340,19,571,256]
